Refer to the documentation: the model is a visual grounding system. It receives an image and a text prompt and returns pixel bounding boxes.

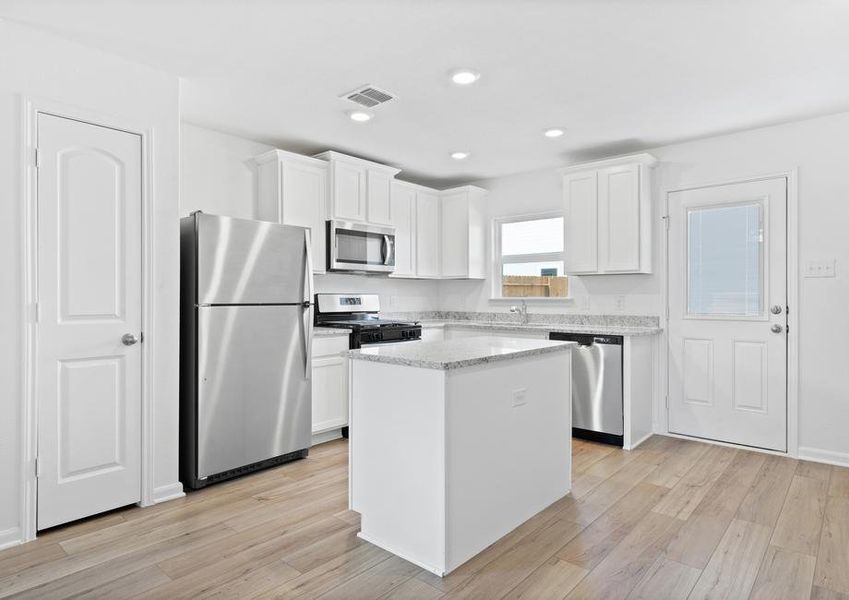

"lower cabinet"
[419,326,445,343]
[444,326,546,340]
[311,335,349,435]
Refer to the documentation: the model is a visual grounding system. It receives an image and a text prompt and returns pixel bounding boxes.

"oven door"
[328,220,395,273]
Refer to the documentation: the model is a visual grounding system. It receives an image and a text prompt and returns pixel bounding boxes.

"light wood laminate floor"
[2,436,849,599]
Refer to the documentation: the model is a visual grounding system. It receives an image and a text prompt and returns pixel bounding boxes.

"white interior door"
[668,178,787,451]
[36,113,143,529]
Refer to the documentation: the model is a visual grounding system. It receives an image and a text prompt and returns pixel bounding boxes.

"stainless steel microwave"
[327,220,396,273]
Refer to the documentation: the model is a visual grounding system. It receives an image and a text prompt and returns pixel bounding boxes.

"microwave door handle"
[383,235,392,265]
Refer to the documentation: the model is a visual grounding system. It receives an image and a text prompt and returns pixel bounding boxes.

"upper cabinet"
[415,189,442,279]
[255,148,489,280]
[392,183,486,280]
[313,151,400,226]
[253,149,328,274]
[367,169,394,225]
[440,186,487,279]
[389,180,417,278]
[561,153,657,275]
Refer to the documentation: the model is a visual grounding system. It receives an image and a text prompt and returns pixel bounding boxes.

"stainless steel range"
[314,293,422,349]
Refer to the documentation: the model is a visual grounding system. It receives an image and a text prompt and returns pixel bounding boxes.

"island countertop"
[348,336,575,370]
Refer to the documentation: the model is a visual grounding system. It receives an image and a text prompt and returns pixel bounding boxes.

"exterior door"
[36,113,143,529]
[668,178,787,451]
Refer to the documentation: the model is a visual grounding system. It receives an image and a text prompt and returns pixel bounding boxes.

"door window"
[686,202,764,317]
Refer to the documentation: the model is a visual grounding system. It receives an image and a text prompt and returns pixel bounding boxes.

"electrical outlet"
[614,295,626,311]
[804,259,836,278]
[512,388,527,407]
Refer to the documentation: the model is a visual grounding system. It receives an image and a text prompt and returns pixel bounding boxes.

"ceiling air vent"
[342,85,395,108]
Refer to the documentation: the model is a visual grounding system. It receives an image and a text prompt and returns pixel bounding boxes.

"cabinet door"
[440,191,468,278]
[598,164,641,272]
[419,327,445,343]
[367,169,393,225]
[332,161,366,221]
[415,191,441,278]
[390,182,416,277]
[283,161,327,274]
[311,355,348,433]
[563,171,598,273]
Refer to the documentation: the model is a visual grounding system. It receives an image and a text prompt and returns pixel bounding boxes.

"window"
[493,214,568,298]
[687,202,764,316]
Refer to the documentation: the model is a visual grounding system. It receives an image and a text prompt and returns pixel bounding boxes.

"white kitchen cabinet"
[444,326,546,340]
[419,325,445,343]
[562,170,598,274]
[311,334,349,434]
[254,149,328,274]
[440,186,487,279]
[367,169,393,225]
[561,153,656,275]
[415,190,441,278]
[389,180,417,278]
[314,151,400,225]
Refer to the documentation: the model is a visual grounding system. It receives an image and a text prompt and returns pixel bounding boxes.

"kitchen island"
[348,336,575,576]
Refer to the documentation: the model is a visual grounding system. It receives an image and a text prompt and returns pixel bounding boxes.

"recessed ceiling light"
[348,110,373,122]
[544,128,565,138]
[451,152,470,160]
[450,69,480,85]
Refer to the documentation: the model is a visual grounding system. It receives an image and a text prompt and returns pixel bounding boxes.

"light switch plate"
[804,259,836,278]
[512,388,527,407]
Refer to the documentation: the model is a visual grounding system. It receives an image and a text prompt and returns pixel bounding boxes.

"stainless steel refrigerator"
[180,212,313,489]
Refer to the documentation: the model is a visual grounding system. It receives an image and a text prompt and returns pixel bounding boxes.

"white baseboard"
[311,429,343,446]
[626,431,654,451]
[357,531,445,577]
[798,446,849,468]
[0,527,22,551]
[152,482,185,504]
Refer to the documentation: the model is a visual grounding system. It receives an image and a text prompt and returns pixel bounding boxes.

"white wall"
[440,111,849,464]
[0,20,181,547]
[651,112,849,465]
[180,123,440,312]
[182,122,272,219]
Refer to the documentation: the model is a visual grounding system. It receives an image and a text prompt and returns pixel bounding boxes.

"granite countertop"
[313,327,350,338]
[416,320,662,337]
[348,336,576,370]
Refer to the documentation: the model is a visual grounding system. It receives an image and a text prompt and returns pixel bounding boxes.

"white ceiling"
[3,0,849,186]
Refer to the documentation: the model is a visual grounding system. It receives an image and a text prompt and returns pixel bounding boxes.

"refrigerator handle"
[303,230,314,378]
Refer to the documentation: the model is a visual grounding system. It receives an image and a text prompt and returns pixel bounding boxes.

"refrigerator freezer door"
[196,305,311,478]
[195,213,308,305]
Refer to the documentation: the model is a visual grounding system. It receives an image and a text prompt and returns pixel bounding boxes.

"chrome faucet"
[509,300,529,325]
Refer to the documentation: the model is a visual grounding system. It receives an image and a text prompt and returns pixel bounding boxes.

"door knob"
[770,324,783,334]
[121,333,139,346]
[770,305,783,315]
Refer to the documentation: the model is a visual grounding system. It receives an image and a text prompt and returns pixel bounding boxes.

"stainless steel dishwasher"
[549,332,624,446]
